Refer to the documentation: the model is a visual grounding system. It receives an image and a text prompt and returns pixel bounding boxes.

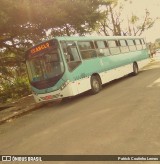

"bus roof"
[26,35,145,57]
[54,35,144,41]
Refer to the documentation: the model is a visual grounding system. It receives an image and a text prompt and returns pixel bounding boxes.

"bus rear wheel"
[90,75,102,94]
[133,62,139,76]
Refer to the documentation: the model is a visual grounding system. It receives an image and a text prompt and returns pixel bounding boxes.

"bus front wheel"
[133,62,139,76]
[90,75,102,94]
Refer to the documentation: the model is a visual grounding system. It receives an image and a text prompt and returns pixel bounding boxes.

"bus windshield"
[26,50,64,83]
[25,40,66,89]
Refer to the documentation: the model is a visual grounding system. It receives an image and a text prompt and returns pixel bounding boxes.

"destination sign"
[26,40,58,59]
[30,42,50,54]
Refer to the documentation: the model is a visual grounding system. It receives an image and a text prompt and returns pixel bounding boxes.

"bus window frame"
[94,40,111,57]
[127,39,137,52]
[60,41,82,72]
[77,41,98,60]
[119,39,129,53]
[108,40,121,55]
[140,38,146,49]
[135,39,143,50]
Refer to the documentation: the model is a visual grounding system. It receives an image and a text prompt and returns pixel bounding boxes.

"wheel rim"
[92,79,100,92]
[134,64,138,74]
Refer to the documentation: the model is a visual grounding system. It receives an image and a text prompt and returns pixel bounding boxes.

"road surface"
[0,60,160,163]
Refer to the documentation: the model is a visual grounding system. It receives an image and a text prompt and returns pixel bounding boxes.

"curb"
[0,103,44,125]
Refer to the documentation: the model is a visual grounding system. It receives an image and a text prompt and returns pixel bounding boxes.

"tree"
[129,9,157,36]
[0,0,103,102]
[97,0,124,36]
[97,0,158,36]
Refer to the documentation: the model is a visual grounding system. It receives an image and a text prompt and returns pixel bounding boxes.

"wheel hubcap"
[134,65,138,73]
[93,79,99,91]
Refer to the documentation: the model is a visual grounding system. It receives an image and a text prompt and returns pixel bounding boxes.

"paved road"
[0,60,160,163]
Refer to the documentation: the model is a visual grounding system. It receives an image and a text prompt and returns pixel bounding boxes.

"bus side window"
[78,41,97,59]
[61,41,80,61]
[67,46,80,62]
[95,41,111,57]
[141,39,146,49]
[127,40,136,51]
[108,40,120,55]
[61,41,81,71]
[119,40,129,53]
[61,41,69,61]
[135,39,142,50]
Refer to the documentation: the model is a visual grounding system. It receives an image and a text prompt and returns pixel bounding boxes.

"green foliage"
[130,15,139,24]
[0,0,103,103]
[0,77,31,103]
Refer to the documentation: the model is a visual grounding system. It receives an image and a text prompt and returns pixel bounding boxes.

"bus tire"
[90,75,102,94]
[133,62,139,76]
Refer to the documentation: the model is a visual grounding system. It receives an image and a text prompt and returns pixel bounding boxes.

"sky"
[120,0,160,42]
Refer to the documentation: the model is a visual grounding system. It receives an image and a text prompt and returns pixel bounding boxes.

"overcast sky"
[121,0,160,42]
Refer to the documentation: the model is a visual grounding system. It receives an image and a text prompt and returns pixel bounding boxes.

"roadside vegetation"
[0,0,159,103]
